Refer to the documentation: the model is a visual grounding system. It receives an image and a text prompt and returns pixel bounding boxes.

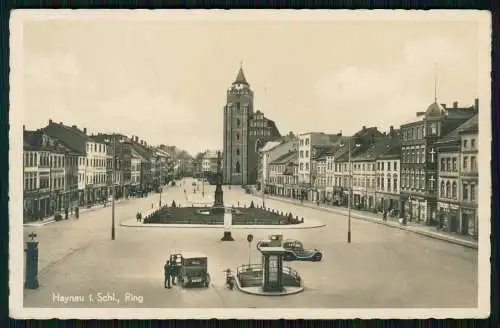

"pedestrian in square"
[164,260,171,288]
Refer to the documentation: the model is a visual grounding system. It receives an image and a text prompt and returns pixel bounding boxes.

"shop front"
[460,207,477,237]
[437,202,460,232]
[332,187,345,206]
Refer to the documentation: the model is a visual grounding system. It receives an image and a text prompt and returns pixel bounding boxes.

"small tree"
[250,201,255,208]
[171,200,177,208]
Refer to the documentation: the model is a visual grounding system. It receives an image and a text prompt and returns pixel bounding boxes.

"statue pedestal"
[221,231,234,241]
[221,207,234,241]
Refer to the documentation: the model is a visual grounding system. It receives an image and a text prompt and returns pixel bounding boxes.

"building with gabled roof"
[268,150,298,197]
[375,127,402,214]
[42,120,109,207]
[258,136,298,192]
[433,113,479,236]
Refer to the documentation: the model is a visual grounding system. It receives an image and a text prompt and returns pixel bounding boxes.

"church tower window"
[236,133,240,140]
[236,148,240,156]
[235,161,241,173]
[236,119,240,127]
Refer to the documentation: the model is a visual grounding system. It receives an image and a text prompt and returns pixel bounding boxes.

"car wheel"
[314,253,322,262]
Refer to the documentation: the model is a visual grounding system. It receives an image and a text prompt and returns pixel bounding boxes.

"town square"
[11,10,490,318]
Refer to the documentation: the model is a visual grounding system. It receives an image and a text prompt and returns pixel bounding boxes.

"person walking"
[164,261,171,288]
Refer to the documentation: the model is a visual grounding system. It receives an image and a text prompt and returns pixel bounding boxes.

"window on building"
[440,181,445,197]
[394,161,398,170]
[381,176,384,189]
[381,162,385,170]
[300,163,303,170]
[452,181,457,199]
[387,175,391,192]
[236,149,240,156]
[420,148,425,163]
[470,184,476,201]
[471,156,477,171]
[236,118,240,127]
[430,123,437,135]
[463,156,469,170]
[305,138,309,145]
[463,183,469,201]
[440,158,445,171]
[387,162,391,171]
[446,158,451,171]
[452,158,457,171]
[471,138,476,148]
[305,151,309,157]
[305,163,309,170]
[463,139,468,148]
[393,175,398,192]
[300,139,304,146]
[300,151,304,158]
[236,133,240,141]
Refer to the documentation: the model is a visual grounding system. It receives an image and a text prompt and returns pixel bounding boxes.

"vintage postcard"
[9,9,491,319]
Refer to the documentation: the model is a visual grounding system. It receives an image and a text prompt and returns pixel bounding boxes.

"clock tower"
[223,66,254,185]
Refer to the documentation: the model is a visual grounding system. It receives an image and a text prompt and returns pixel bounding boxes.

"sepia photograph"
[9,9,491,319]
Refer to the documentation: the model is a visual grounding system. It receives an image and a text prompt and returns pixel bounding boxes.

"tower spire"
[234,64,249,85]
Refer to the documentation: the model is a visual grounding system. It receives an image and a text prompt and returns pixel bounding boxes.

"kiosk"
[259,246,286,292]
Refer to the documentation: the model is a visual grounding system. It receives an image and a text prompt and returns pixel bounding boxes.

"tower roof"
[233,66,249,85]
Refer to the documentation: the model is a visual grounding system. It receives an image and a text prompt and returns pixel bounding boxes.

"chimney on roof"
[23,125,25,131]
[453,101,458,108]
[390,125,394,134]
[49,119,53,124]
[83,128,87,135]
[362,126,366,130]
[474,98,479,111]
[72,125,77,129]
[135,136,139,142]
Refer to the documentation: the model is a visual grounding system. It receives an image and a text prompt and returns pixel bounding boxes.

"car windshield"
[184,258,206,266]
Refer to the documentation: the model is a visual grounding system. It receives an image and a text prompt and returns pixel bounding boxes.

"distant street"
[23,178,478,308]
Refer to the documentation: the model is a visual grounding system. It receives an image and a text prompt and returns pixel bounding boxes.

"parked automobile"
[282,239,323,262]
[179,252,210,288]
[256,234,283,250]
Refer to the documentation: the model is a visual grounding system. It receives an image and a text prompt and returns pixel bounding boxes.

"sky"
[19,10,490,156]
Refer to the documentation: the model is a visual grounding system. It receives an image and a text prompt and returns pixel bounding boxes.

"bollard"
[25,232,39,289]
[75,206,79,219]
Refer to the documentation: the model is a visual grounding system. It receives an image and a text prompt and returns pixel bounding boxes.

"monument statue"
[213,151,224,210]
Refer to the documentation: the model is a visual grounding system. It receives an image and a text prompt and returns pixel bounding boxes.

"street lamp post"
[202,170,205,197]
[111,134,116,240]
[159,161,162,207]
[348,137,352,244]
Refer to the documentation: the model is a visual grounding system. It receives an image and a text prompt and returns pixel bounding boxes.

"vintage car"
[282,239,323,262]
[179,252,210,288]
[256,234,283,250]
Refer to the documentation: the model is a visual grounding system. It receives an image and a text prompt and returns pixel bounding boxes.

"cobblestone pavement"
[22,179,478,308]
